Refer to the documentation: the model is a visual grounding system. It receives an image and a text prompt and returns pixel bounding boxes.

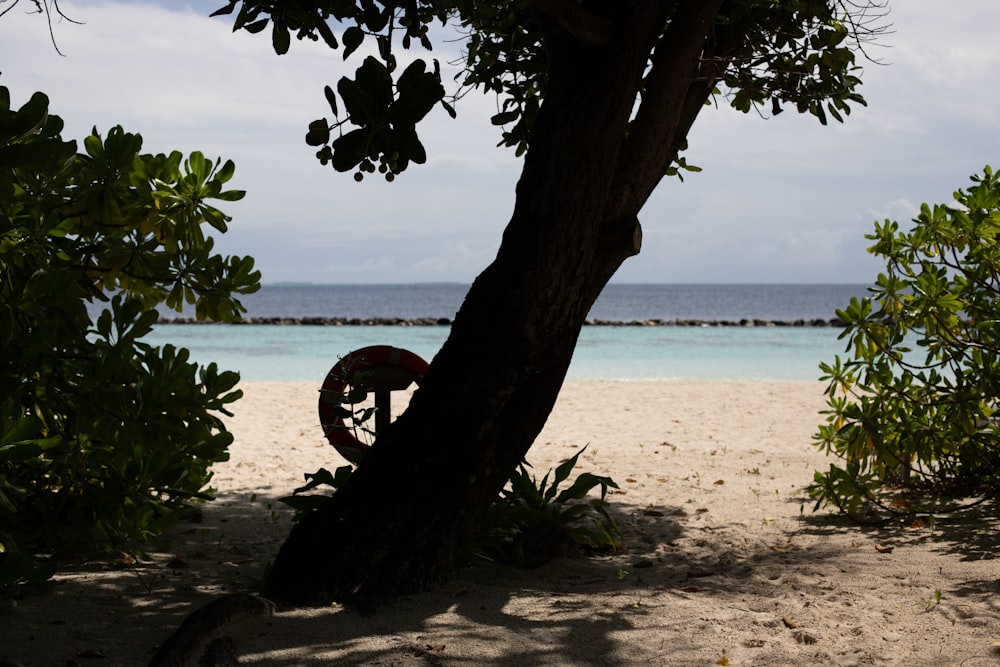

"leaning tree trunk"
[264,1,726,608]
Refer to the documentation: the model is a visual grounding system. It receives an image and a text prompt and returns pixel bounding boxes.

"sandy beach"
[3,380,998,666]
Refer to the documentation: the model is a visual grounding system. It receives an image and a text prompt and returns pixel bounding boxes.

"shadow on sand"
[7,487,998,666]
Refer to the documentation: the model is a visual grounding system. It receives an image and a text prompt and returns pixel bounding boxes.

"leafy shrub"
[472,446,622,568]
[0,86,260,594]
[811,166,1000,519]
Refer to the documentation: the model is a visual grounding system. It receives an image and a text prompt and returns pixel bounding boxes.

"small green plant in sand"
[279,465,356,517]
[249,493,281,524]
[918,589,943,611]
[471,446,622,568]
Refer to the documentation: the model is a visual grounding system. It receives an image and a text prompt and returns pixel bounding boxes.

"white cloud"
[3,1,1000,283]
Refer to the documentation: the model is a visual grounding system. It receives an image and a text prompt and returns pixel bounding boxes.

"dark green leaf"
[272,22,291,55]
[210,2,237,17]
[243,17,269,34]
[324,85,339,117]
[342,26,364,59]
[330,129,367,172]
[306,119,331,146]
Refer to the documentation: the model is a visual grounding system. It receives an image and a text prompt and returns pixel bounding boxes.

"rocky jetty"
[157,316,845,327]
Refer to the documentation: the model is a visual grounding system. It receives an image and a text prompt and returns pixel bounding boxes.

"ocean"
[225,282,864,322]
[135,284,869,382]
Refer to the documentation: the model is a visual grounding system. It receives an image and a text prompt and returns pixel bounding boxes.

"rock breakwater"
[157,316,846,327]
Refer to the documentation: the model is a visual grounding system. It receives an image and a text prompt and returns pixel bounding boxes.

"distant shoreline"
[156,316,846,327]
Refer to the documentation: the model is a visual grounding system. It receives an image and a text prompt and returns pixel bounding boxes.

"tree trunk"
[264,2,721,608]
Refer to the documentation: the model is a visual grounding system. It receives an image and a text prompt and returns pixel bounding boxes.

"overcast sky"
[3,1,999,284]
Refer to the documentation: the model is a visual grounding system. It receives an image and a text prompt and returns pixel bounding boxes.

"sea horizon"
[129,283,866,383]
[205,282,871,323]
[255,280,872,290]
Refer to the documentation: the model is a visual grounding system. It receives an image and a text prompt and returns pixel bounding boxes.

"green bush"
[0,86,260,594]
[473,446,622,568]
[812,166,1000,519]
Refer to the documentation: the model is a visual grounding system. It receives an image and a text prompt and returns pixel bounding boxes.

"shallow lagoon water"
[144,323,848,382]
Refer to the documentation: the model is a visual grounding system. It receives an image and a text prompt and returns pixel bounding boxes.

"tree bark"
[264,2,723,608]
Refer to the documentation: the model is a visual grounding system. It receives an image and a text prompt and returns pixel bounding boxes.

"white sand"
[3,380,998,666]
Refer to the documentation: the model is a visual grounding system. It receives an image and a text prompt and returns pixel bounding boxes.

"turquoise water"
[572,325,843,381]
[144,323,847,382]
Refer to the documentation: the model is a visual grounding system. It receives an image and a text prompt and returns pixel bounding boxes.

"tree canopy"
[212,0,885,183]
[204,0,891,608]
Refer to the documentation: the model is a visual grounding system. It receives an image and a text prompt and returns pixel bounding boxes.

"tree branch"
[608,0,730,217]
[2,0,83,56]
[530,0,611,45]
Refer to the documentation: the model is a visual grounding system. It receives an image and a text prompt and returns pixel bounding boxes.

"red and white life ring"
[318,345,429,464]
